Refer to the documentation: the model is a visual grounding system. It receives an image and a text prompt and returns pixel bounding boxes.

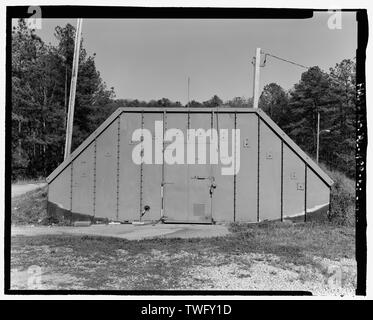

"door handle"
[191,176,215,181]
[191,176,208,180]
[209,182,217,196]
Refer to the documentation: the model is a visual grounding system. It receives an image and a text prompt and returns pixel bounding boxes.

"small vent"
[193,203,205,216]
[297,183,305,191]
[266,151,273,159]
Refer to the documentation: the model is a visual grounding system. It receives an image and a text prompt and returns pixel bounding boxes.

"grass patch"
[228,221,354,260]
[11,186,71,225]
[11,187,49,225]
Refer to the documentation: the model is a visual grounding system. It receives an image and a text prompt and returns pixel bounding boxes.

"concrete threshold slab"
[11,223,231,240]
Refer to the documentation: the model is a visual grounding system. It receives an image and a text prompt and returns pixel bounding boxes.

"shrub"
[321,165,355,226]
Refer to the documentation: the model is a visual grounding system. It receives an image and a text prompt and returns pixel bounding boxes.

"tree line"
[258,60,356,178]
[11,20,356,180]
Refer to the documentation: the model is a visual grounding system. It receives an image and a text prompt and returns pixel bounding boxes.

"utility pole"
[64,18,83,160]
[64,64,68,113]
[252,48,261,109]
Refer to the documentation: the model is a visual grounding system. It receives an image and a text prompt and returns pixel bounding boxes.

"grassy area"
[11,222,356,291]
[12,187,49,225]
[228,222,354,260]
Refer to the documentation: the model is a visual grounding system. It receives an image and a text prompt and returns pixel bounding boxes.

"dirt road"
[12,183,47,198]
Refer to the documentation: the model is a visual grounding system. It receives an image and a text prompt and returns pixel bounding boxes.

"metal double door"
[163,113,214,223]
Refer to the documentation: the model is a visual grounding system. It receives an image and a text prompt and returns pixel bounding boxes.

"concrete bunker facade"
[46,107,333,223]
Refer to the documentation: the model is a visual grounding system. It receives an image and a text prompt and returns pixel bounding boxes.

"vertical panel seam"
[210,110,213,221]
[233,112,237,222]
[93,140,97,217]
[116,116,121,221]
[304,164,307,221]
[70,162,73,212]
[139,111,144,218]
[257,115,260,222]
[162,111,167,218]
[281,141,284,222]
[186,112,190,222]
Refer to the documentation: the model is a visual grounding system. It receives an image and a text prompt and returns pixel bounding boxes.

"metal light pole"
[316,111,331,164]
[316,112,320,164]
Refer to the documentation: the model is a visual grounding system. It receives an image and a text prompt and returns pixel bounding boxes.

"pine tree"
[327,59,356,177]
[11,20,115,179]
[288,66,332,159]
[258,83,289,129]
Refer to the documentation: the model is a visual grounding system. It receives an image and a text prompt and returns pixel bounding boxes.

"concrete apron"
[11,223,231,241]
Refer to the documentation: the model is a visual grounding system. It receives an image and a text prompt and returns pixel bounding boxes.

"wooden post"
[64,18,83,160]
[253,48,261,109]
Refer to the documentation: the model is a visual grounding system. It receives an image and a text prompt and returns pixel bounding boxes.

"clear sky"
[33,12,357,104]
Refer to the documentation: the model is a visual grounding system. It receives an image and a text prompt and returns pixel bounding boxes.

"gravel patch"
[11,268,85,290]
[179,253,356,295]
